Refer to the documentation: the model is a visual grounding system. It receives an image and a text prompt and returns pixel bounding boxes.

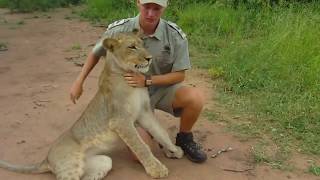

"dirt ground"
[0,8,319,180]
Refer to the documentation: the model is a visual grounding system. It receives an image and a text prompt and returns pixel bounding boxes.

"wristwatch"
[145,75,152,87]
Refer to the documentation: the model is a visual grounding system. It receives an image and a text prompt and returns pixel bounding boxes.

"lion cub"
[0,30,183,180]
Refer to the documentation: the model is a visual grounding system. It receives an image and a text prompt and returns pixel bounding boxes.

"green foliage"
[0,0,8,7]
[208,67,224,79]
[81,0,136,23]
[0,42,8,51]
[309,164,320,176]
[71,43,81,50]
[165,0,217,21]
[1,0,83,12]
[210,4,320,154]
[176,3,254,52]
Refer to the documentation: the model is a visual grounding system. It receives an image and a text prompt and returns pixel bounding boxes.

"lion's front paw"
[145,160,169,178]
[164,146,184,159]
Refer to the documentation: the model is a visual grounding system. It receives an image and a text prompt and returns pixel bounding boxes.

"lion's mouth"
[134,61,151,73]
[135,63,149,69]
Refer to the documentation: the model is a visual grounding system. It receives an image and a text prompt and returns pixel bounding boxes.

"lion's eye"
[128,45,137,50]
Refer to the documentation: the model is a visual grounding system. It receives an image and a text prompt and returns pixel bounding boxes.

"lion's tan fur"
[0,31,183,180]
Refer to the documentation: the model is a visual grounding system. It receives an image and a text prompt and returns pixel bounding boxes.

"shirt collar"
[133,15,164,41]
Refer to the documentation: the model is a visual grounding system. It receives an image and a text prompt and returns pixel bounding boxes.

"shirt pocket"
[155,47,173,74]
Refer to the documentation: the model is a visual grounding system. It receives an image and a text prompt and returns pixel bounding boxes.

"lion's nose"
[145,56,152,62]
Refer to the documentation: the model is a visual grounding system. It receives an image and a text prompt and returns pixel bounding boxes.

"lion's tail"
[0,159,50,174]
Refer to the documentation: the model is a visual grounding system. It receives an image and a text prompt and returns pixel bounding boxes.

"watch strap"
[145,75,152,87]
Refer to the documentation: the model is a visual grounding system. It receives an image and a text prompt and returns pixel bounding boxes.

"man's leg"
[172,86,205,132]
[172,86,207,163]
[134,85,207,163]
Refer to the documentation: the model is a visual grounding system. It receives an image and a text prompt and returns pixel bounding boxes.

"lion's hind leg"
[53,156,85,180]
[82,155,112,180]
[49,137,86,180]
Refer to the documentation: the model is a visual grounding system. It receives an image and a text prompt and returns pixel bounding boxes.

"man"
[70,0,207,163]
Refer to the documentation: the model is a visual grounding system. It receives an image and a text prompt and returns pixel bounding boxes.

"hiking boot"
[176,132,207,163]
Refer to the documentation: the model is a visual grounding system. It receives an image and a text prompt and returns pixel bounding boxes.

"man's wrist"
[75,78,84,85]
[145,75,152,87]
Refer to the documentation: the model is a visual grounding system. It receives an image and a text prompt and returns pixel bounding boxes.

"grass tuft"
[309,164,320,176]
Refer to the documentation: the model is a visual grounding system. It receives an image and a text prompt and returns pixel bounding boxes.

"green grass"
[251,141,287,169]
[173,6,320,175]
[0,0,8,8]
[176,2,320,156]
[202,110,220,123]
[309,164,320,176]
[17,20,25,25]
[71,43,81,50]
[80,0,137,24]
[211,5,320,155]
[177,4,251,53]
[0,42,8,51]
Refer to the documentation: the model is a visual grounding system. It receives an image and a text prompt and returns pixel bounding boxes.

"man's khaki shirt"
[92,15,191,76]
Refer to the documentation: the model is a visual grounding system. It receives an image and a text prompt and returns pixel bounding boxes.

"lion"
[0,29,183,180]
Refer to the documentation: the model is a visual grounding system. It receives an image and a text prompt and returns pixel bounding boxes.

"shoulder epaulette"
[167,21,187,40]
[107,18,130,30]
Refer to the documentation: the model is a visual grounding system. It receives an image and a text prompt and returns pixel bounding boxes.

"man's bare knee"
[174,87,205,108]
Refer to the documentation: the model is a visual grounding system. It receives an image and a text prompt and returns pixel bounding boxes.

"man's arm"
[123,71,185,88]
[150,71,185,86]
[70,52,100,104]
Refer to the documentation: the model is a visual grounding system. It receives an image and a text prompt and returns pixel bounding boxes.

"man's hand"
[123,72,146,87]
[70,80,83,104]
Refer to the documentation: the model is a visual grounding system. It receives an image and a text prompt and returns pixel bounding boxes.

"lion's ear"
[132,28,143,38]
[132,28,139,35]
[102,38,119,52]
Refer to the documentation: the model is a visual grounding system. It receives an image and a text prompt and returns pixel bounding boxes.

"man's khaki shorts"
[149,83,182,117]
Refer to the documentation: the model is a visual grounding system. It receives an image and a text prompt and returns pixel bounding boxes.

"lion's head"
[103,29,152,73]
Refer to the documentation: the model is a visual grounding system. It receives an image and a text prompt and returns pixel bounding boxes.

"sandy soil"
[0,8,319,180]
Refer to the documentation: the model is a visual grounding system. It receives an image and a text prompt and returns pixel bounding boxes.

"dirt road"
[0,8,318,180]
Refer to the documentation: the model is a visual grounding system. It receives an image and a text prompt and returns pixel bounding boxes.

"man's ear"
[102,38,119,52]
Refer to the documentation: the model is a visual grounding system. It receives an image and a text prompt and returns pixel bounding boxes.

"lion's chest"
[124,88,149,112]
[111,86,150,117]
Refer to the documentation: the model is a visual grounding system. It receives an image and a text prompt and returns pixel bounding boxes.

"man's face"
[138,2,165,26]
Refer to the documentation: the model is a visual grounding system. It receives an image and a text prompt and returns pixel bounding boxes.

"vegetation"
[168,0,319,156]
[1,0,319,170]
[80,0,136,23]
[309,164,320,176]
[0,42,8,51]
[158,0,320,157]
[199,4,320,155]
